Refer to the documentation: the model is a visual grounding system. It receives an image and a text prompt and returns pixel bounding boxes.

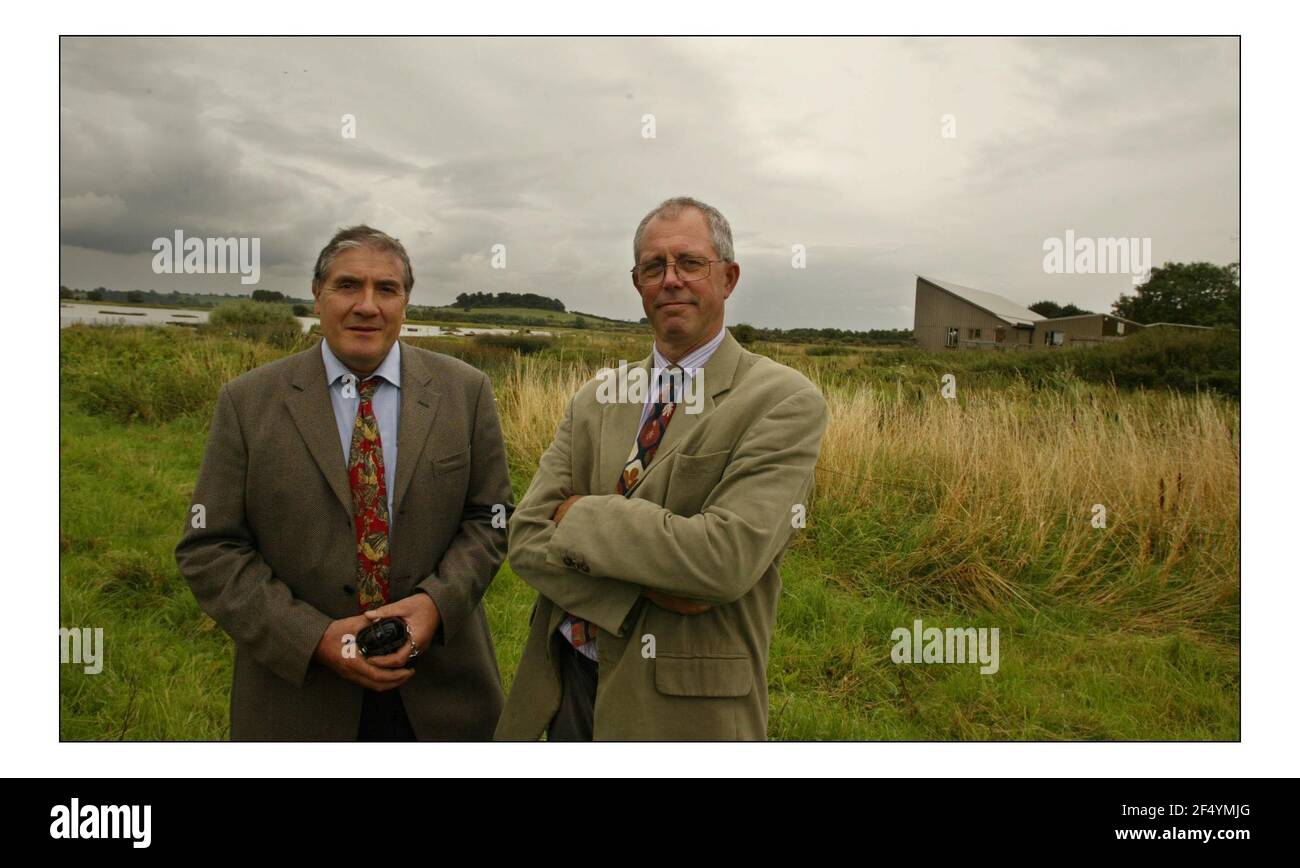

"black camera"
[356,617,410,658]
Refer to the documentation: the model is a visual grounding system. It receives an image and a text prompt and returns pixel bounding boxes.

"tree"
[1030,300,1092,319]
[126,290,144,304]
[86,288,104,302]
[1112,262,1239,327]
[732,323,757,344]
[252,290,286,303]
[59,286,73,299]
[452,290,564,312]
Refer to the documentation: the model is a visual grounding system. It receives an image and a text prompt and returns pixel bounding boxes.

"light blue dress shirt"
[321,339,402,521]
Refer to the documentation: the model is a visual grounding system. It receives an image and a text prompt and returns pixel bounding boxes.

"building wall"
[913,278,1033,351]
[1035,314,1142,348]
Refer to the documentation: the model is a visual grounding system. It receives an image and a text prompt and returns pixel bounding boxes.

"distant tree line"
[1029,300,1093,318]
[60,286,313,308]
[1022,261,1240,329]
[730,323,913,346]
[453,291,566,312]
[1112,262,1239,327]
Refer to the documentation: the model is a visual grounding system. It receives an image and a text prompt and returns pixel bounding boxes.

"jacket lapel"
[598,355,651,494]
[611,330,744,497]
[284,344,353,518]
[392,345,441,516]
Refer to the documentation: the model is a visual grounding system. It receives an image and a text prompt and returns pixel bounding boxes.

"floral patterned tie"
[616,399,676,495]
[348,376,391,612]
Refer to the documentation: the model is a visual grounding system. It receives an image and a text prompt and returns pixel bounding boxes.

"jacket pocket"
[431,448,471,476]
[653,652,752,698]
[663,449,730,514]
[671,448,730,478]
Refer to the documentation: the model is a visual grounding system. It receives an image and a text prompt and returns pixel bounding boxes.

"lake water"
[59,304,548,337]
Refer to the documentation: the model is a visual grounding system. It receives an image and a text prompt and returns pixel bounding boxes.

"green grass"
[58,325,1240,740]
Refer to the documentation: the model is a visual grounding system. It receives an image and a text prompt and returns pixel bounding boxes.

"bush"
[473,333,555,355]
[60,326,289,423]
[957,326,1240,398]
[1077,326,1239,397]
[205,300,302,348]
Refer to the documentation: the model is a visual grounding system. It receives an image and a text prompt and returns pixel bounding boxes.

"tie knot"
[659,364,683,403]
[357,376,383,401]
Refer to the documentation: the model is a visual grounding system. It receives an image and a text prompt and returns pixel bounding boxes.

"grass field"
[58,324,1240,740]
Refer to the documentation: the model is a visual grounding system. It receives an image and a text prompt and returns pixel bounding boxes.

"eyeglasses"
[631,256,728,287]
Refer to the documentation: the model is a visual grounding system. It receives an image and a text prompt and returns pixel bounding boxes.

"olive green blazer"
[175,341,513,740]
[495,330,828,740]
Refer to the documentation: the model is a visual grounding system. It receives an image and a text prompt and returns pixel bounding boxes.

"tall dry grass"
[809,375,1239,631]
[495,353,1240,634]
[496,354,599,476]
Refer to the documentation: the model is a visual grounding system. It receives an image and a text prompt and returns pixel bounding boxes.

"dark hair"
[312,225,414,295]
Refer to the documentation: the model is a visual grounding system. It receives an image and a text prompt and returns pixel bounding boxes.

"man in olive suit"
[496,197,828,740]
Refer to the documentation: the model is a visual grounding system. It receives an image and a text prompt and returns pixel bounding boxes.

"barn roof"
[917,276,1041,327]
[1034,312,1144,326]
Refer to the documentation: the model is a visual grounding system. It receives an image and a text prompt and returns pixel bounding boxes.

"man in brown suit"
[176,225,512,740]
[496,197,828,740]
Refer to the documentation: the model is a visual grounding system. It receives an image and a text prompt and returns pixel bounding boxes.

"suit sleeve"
[175,384,332,688]
[548,386,828,606]
[506,393,644,637]
[416,372,514,644]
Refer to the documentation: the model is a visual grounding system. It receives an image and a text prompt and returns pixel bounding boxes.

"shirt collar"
[321,338,402,389]
[651,326,726,378]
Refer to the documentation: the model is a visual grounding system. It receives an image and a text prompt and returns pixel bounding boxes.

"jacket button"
[343,584,356,596]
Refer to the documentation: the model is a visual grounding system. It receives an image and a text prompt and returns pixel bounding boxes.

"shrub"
[60,326,289,423]
[472,333,555,355]
[205,300,302,348]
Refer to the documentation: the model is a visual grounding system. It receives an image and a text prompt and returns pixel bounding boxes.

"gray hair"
[632,196,735,264]
[312,225,415,295]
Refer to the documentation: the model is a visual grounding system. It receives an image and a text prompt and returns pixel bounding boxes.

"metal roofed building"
[1033,312,1144,348]
[913,275,1159,351]
[913,275,1040,351]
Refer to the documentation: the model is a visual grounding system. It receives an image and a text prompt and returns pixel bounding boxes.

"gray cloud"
[59,36,1239,328]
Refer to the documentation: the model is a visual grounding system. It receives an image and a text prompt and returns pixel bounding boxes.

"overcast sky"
[59,36,1239,330]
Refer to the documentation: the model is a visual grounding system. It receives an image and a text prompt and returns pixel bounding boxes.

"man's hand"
[362,593,442,669]
[553,494,583,525]
[312,613,415,692]
[644,589,712,615]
